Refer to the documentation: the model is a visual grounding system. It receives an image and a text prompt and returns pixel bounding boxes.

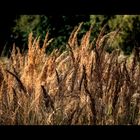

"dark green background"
[1,15,140,56]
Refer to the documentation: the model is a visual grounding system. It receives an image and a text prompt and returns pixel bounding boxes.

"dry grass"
[0,23,140,125]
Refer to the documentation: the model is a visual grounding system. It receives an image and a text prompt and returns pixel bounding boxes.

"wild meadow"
[0,23,140,125]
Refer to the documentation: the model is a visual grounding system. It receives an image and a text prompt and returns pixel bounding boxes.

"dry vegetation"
[0,23,140,125]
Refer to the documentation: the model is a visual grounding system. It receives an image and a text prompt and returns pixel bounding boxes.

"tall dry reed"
[0,23,140,125]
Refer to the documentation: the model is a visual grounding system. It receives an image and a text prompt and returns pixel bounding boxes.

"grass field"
[0,23,140,125]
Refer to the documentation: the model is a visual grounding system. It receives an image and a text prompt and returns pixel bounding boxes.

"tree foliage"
[90,15,140,55]
[108,15,140,55]
[12,15,90,52]
[12,15,140,55]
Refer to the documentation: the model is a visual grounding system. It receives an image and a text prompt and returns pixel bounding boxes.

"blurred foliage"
[13,15,50,49]
[12,15,90,52]
[11,15,140,55]
[108,15,140,55]
[90,15,140,55]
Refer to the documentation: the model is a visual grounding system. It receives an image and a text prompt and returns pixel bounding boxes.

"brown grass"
[0,23,140,125]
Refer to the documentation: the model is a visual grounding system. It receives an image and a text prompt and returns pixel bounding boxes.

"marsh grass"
[0,23,140,125]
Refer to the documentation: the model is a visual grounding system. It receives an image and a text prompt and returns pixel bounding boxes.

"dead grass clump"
[1,23,140,125]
